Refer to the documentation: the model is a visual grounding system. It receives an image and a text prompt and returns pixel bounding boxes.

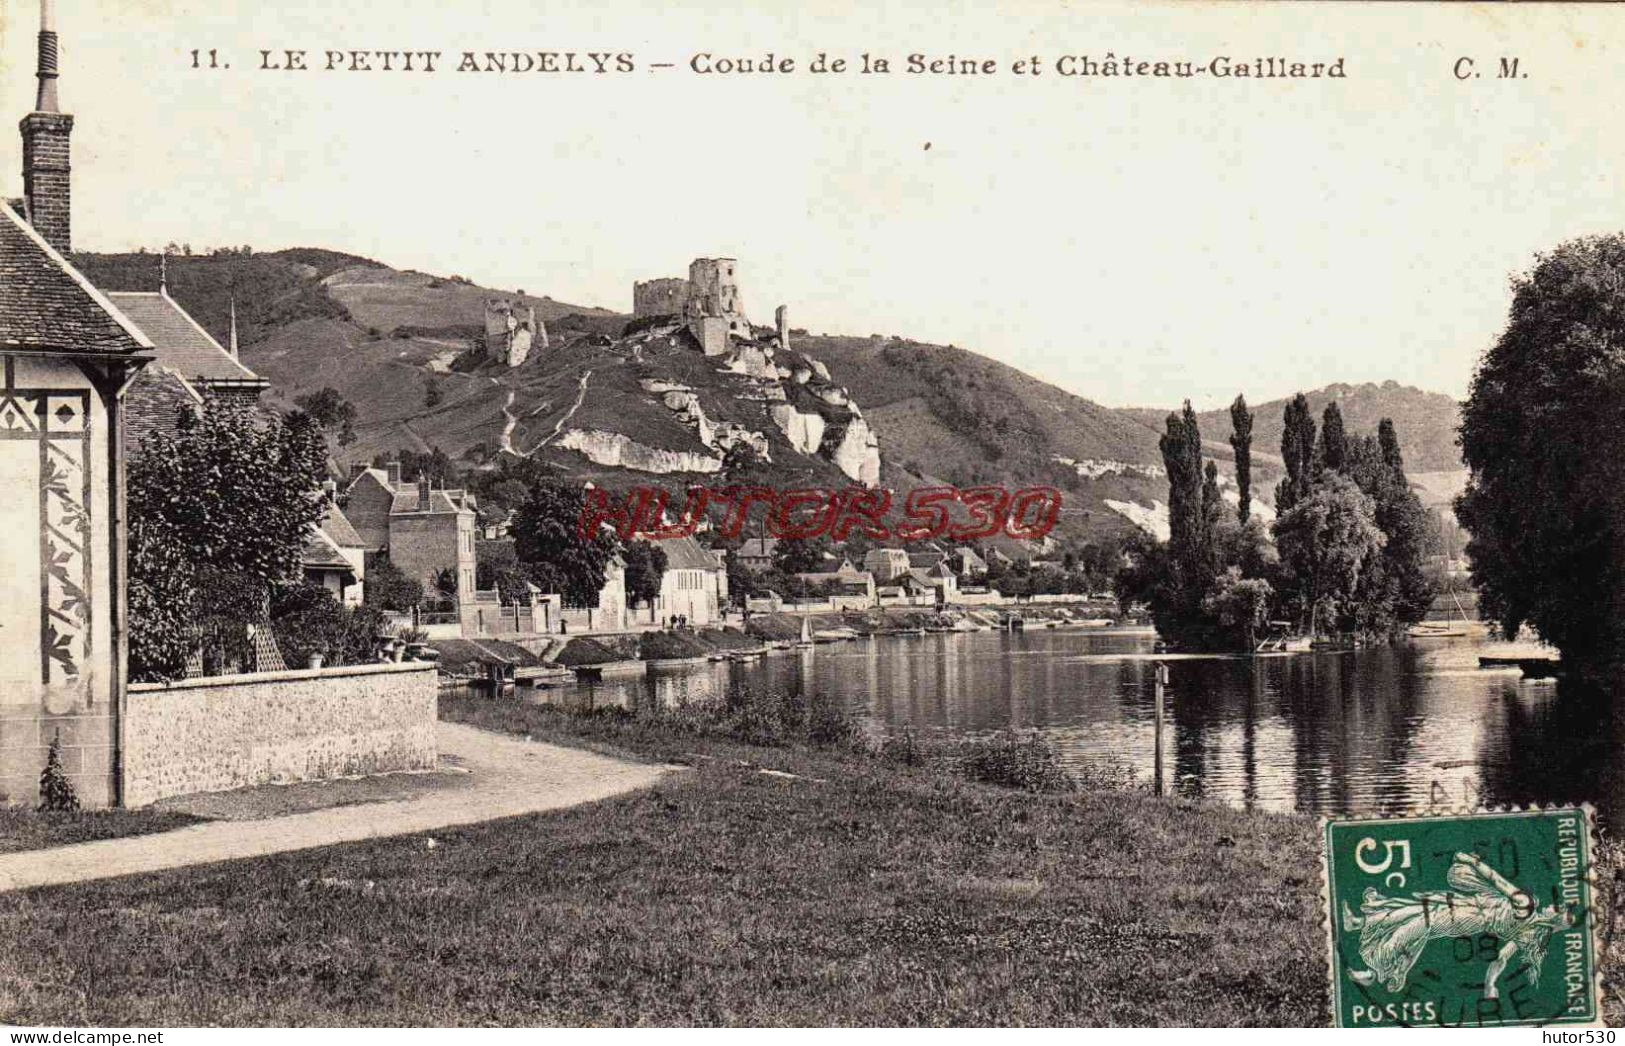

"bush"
[957,731,1075,793]
[364,559,423,612]
[38,733,79,812]
[270,583,389,667]
[881,727,928,767]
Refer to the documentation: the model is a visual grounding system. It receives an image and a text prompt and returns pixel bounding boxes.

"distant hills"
[74,248,1466,543]
[1120,382,1464,475]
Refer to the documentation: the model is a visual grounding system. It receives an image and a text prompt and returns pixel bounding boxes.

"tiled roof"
[390,488,471,515]
[124,364,203,448]
[104,291,263,384]
[301,525,355,573]
[319,502,366,548]
[0,202,150,354]
[740,537,778,558]
[663,535,722,571]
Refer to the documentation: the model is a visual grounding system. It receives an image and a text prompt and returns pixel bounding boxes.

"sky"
[1,0,1620,409]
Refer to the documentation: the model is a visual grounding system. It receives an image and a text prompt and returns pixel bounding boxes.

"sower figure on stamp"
[1340,851,1569,999]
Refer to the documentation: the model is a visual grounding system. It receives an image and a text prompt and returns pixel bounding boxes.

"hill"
[1118,381,1463,474]
[74,249,1461,546]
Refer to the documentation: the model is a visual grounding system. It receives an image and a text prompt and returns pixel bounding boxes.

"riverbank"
[0,695,1616,1025]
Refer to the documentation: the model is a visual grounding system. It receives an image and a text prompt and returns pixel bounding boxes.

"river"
[531,627,1624,825]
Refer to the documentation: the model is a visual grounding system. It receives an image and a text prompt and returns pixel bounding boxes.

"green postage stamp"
[1323,807,1602,1028]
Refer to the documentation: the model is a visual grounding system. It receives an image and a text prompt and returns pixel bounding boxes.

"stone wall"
[633,278,689,318]
[123,662,438,807]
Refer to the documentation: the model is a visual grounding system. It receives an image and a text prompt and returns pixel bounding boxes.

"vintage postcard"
[0,0,1621,1033]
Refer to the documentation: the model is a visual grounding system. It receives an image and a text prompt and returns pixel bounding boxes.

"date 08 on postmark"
[1323,807,1601,1028]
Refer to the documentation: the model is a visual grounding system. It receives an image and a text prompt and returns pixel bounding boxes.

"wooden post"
[1154,661,1168,797]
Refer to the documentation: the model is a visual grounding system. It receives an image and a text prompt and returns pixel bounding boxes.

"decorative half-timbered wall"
[0,354,114,806]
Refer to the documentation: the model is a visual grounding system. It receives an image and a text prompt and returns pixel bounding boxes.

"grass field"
[0,808,204,857]
[0,695,1616,1027]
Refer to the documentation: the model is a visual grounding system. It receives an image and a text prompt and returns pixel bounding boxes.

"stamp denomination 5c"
[1324,807,1601,1028]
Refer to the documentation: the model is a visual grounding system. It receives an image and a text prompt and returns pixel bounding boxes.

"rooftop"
[104,291,264,385]
[0,201,150,355]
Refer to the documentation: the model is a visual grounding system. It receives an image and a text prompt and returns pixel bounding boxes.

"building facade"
[0,5,153,805]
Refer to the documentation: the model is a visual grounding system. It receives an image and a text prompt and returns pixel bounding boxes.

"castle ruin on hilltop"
[633,257,755,356]
[483,298,547,367]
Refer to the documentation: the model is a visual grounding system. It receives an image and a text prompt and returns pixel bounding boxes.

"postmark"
[1323,807,1602,1028]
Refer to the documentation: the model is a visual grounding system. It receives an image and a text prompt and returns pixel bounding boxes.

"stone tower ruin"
[484,299,546,367]
[630,258,751,358]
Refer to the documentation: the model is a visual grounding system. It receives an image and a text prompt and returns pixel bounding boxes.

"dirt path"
[534,368,592,450]
[0,722,677,893]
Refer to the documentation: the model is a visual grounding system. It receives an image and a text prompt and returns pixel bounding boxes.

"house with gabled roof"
[104,289,267,406]
[344,462,476,606]
[301,500,368,605]
[0,20,155,805]
[653,534,727,626]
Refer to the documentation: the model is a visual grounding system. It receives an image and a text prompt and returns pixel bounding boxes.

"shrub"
[881,727,928,767]
[38,733,79,812]
[270,583,389,667]
[957,731,1075,793]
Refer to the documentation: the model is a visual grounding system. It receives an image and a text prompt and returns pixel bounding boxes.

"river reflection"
[536,629,1624,824]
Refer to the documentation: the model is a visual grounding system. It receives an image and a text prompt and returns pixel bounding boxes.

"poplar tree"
[1160,401,1205,591]
[1228,394,1253,524]
[1277,393,1317,512]
[1320,401,1348,474]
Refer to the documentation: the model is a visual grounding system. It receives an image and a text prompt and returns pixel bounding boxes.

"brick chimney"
[20,0,72,254]
[417,476,432,512]
[385,462,403,487]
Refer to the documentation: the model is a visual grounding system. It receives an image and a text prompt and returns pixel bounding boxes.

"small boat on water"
[795,617,815,648]
[1478,654,1562,678]
[725,646,768,662]
[813,627,859,643]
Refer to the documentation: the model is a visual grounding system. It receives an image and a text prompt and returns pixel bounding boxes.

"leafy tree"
[1272,472,1385,635]
[772,536,830,576]
[475,540,533,605]
[373,446,460,488]
[269,583,389,667]
[1201,570,1274,651]
[1378,418,1405,471]
[1160,402,1207,596]
[1200,460,1223,571]
[364,558,424,612]
[1277,393,1316,512]
[1319,401,1348,473]
[1229,394,1253,524]
[294,387,356,431]
[622,541,669,606]
[1345,422,1436,632]
[512,482,621,606]
[127,396,327,681]
[1456,234,1625,664]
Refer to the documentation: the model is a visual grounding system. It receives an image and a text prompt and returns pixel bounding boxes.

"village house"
[737,535,778,572]
[793,561,877,607]
[0,9,154,805]
[344,463,477,600]
[908,561,959,604]
[106,288,267,408]
[122,364,202,448]
[863,547,912,583]
[300,497,368,605]
[0,1,440,810]
[951,545,988,579]
[653,535,728,626]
